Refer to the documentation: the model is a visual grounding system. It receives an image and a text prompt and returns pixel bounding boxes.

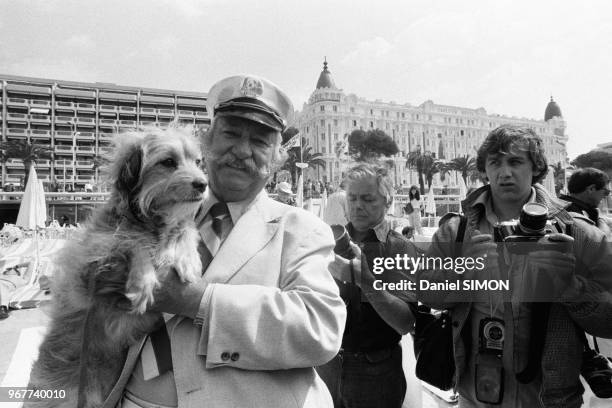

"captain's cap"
[207,75,293,132]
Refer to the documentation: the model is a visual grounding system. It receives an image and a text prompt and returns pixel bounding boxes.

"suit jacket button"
[230,352,240,361]
[221,352,230,361]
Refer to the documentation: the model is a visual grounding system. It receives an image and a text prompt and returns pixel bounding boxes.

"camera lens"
[518,203,548,235]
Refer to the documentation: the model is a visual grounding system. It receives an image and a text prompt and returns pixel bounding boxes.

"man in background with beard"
[105,75,346,408]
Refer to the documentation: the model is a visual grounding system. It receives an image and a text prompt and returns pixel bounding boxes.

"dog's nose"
[192,179,207,193]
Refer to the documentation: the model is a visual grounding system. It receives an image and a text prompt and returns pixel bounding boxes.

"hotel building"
[295,61,568,187]
[0,74,210,189]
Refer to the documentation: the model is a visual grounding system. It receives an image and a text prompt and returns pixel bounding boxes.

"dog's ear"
[116,144,143,194]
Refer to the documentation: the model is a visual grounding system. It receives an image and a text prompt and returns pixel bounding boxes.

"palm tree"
[0,140,53,187]
[281,141,326,185]
[406,149,436,194]
[447,155,477,185]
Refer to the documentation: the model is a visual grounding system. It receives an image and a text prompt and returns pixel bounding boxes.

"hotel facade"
[0,74,210,189]
[294,61,568,187]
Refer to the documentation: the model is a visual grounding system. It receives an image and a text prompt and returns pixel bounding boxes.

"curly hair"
[476,124,548,184]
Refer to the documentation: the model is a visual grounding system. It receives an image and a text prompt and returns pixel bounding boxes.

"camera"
[581,349,612,398]
[493,203,571,255]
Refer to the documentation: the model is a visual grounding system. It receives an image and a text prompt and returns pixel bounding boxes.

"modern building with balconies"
[0,74,210,189]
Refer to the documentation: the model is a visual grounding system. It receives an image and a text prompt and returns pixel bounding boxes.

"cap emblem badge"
[239,77,264,98]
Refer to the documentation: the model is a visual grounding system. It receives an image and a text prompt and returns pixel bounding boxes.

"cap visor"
[215,110,282,132]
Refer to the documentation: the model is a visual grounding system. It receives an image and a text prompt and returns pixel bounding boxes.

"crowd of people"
[21,74,612,408]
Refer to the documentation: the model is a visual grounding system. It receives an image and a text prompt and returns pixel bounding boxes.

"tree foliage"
[281,142,326,185]
[405,150,439,193]
[0,140,53,186]
[348,129,398,162]
[571,149,612,171]
[550,162,566,194]
[447,155,478,185]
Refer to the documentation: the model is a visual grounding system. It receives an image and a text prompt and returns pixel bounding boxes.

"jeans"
[317,344,406,408]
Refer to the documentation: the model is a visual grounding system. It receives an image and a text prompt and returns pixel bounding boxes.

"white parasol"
[425,187,436,215]
[16,166,47,229]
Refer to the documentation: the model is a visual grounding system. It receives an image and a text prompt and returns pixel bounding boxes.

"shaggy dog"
[26,127,206,408]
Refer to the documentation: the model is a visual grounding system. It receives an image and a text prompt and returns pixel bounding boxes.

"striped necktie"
[141,202,233,380]
[197,202,233,268]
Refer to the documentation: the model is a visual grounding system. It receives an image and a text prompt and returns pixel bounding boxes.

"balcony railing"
[75,160,94,169]
[76,117,96,126]
[140,107,156,115]
[75,175,95,182]
[119,106,136,113]
[158,109,174,117]
[36,160,51,168]
[7,113,28,122]
[77,103,95,111]
[54,146,75,154]
[6,128,28,137]
[140,120,157,127]
[75,146,96,154]
[31,100,51,108]
[99,105,117,112]
[7,98,29,107]
[55,101,75,110]
[30,114,51,123]
[76,131,95,140]
[99,147,113,155]
[54,131,74,140]
[30,130,51,141]
[195,111,208,118]
[54,159,74,167]
[55,116,74,124]
[98,133,114,141]
[119,120,136,127]
[179,110,194,117]
[5,159,23,168]
[99,119,118,126]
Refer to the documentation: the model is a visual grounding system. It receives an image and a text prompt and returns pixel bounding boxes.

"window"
[322,147,326,153]
[334,133,339,141]
[321,133,326,140]
[333,119,338,126]
[320,105,325,112]
[333,105,338,112]
[460,130,464,136]
[370,121,374,128]
[350,107,355,113]
[370,109,374,115]
[335,162,339,168]
[416,114,419,120]
[320,120,325,127]
[402,112,405,118]
[385,123,390,130]
[353,120,357,127]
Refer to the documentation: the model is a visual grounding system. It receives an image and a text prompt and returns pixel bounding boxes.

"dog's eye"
[160,158,177,168]
[195,159,202,166]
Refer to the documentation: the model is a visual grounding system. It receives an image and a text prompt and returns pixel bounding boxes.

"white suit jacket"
[106,193,346,408]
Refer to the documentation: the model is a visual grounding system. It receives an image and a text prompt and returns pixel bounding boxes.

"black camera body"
[582,349,612,398]
[493,203,571,255]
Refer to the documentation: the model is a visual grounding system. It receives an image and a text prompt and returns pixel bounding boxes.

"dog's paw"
[126,272,159,314]
[174,250,202,283]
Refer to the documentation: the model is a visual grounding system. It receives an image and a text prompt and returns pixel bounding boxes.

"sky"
[1,0,611,160]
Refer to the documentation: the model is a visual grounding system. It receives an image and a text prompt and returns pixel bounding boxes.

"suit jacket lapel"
[203,195,281,284]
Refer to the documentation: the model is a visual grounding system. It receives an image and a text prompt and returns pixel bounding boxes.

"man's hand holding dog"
[150,269,208,319]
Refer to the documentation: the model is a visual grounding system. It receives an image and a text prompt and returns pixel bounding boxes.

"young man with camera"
[418,125,612,407]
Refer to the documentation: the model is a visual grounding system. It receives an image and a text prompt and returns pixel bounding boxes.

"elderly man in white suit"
[104,75,346,408]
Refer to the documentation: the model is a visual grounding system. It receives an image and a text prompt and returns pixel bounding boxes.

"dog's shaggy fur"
[26,127,207,408]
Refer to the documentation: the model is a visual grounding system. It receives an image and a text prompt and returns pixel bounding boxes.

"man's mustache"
[215,153,269,177]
